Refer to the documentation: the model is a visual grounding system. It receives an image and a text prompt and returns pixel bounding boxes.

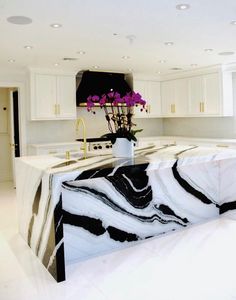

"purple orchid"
[86,91,146,138]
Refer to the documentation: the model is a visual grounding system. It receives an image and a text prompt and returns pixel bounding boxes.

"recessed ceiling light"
[122,56,130,59]
[24,45,33,50]
[159,60,166,63]
[54,63,59,66]
[204,48,214,52]
[230,21,236,25]
[50,23,62,28]
[156,71,161,74]
[191,64,198,67]
[77,51,86,55]
[165,42,174,46]
[7,16,32,25]
[218,51,235,56]
[8,59,15,63]
[93,66,100,69]
[176,4,190,10]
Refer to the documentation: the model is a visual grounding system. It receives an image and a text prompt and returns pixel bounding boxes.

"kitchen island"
[15,144,236,282]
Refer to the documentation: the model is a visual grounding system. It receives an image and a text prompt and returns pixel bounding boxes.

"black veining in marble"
[172,160,219,207]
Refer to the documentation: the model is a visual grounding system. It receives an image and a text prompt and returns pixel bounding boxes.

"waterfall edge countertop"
[15,144,236,282]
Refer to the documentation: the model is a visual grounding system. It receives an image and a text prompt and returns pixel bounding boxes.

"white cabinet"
[188,76,204,115]
[57,76,77,119]
[30,71,76,120]
[188,73,222,116]
[133,80,161,118]
[161,78,188,117]
[161,71,233,118]
[28,142,82,155]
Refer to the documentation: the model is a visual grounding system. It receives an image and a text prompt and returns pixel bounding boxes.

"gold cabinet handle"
[147,104,151,114]
[54,104,57,115]
[202,102,204,113]
[65,151,70,160]
[216,144,229,148]
[9,143,17,148]
[200,102,202,112]
[171,104,175,113]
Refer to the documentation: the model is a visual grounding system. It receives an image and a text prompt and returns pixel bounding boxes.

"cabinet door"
[56,76,76,119]
[133,80,148,118]
[33,74,57,119]
[161,81,175,116]
[188,76,204,115]
[174,78,188,116]
[203,73,220,115]
[147,81,161,117]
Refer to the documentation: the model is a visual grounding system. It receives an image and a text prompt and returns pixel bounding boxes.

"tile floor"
[1,181,236,300]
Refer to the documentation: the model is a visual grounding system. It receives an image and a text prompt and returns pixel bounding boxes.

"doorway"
[0,88,20,183]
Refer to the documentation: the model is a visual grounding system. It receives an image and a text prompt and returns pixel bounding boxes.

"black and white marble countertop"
[15,143,236,282]
[17,143,236,176]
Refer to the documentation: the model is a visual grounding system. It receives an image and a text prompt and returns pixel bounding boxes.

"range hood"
[76,70,132,106]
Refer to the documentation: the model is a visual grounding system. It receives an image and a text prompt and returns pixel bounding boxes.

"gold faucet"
[76,117,87,159]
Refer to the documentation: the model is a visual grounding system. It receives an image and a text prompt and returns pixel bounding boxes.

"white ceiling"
[1,0,236,75]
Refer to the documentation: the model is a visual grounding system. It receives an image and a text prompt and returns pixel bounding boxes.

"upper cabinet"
[133,79,161,118]
[161,70,233,118]
[188,73,222,116]
[29,70,77,120]
[161,78,188,117]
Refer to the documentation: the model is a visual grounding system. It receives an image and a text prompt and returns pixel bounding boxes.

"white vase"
[112,138,134,158]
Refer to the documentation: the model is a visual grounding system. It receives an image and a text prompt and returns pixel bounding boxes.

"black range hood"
[76,71,132,106]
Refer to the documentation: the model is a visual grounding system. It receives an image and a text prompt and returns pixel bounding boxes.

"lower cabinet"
[133,80,161,118]
[28,142,81,156]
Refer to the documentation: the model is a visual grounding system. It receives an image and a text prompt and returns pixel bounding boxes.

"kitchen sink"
[53,152,97,160]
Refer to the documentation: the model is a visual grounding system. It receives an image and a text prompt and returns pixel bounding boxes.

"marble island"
[15,144,236,282]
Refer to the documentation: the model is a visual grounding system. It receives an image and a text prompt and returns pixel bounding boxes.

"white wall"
[27,120,76,144]
[0,88,12,181]
[163,117,236,138]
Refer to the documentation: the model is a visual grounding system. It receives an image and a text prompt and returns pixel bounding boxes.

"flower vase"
[112,138,134,158]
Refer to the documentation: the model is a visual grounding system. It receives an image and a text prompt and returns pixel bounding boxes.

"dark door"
[12,91,20,157]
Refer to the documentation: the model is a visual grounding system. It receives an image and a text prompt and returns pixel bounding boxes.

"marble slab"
[15,144,236,281]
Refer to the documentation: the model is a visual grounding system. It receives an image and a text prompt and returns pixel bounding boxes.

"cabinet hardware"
[65,151,70,160]
[216,144,229,148]
[54,104,57,115]
[200,102,202,112]
[173,104,175,113]
[202,102,204,113]
[9,143,17,148]
[171,104,175,113]
[48,150,57,154]
[147,104,151,113]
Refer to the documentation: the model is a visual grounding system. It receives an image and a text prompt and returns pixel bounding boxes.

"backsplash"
[76,107,163,138]
[163,117,236,138]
